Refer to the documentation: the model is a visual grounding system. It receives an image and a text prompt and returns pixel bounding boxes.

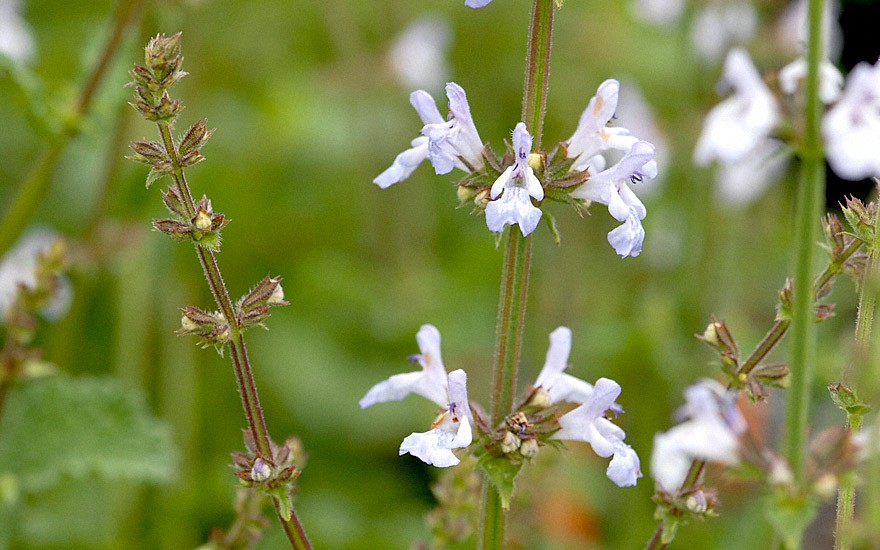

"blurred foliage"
[0,0,874,548]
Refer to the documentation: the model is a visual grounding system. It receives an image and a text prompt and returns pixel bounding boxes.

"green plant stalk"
[835,192,880,548]
[480,1,553,548]
[155,123,311,550]
[0,0,140,256]
[783,0,825,483]
[646,237,861,548]
[781,0,825,545]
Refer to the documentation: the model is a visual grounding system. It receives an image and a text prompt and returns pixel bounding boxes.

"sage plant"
[361,0,658,547]
[126,34,311,549]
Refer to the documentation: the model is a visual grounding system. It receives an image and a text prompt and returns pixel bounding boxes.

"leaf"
[478,455,522,510]
[765,494,818,550]
[0,376,176,493]
[145,166,168,189]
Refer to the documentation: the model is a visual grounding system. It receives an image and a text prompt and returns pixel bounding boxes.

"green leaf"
[765,494,818,550]
[478,455,522,510]
[145,167,167,189]
[0,376,176,493]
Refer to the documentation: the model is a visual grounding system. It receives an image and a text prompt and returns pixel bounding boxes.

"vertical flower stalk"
[480,1,554,548]
[835,196,880,548]
[784,0,825,483]
[780,0,825,546]
[128,34,310,550]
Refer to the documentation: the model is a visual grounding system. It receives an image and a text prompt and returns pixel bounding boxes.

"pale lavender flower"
[650,379,746,492]
[360,325,474,467]
[388,16,451,93]
[374,82,485,188]
[822,60,880,180]
[359,324,448,408]
[690,3,757,63]
[0,229,71,320]
[631,0,684,25]
[693,48,779,166]
[374,92,444,189]
[779,57,844,104]
[533,327,597,405]
[398,369,473,467]
[464,0,494,7]
[567,79,640,172]
[572,141,656,257]
[715,138,789,206]
[422,82,485,175]
[0,0,35,64]
[552,377,641,487]
[485,122,544,236]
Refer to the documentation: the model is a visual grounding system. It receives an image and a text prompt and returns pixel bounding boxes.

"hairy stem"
[836,194,880,548]
[783,0,825,488]
[480,1,553,548]
[155,122,310,549]
[0,0,140,256]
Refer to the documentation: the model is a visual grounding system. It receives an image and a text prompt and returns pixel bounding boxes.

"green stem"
[155,123,310,549]
[488,230,533,425]
[836,188,880,548]
[783,0,825,484]
[479,479,507,550]
[780,0,824,546]
[521,0,554,147]
[480,1,553,548]
[0,0,140,256]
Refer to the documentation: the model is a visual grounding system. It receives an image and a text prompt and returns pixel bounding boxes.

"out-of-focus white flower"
[464,0,494,7]
[485,122,544,236]
[716,138,790,205]
[360,325,474,467]
[631,0,684,25]
[822,60,880,181]
[0,0,35,64]
[693,48,780,166]
[388,16,451,93]
[552,377,641,487]
[779,58,844,104]
[690,3,758,63]
[374,82,485,188]
[573,141,656,257]
[650,379,746,492]
[0,229,71,320]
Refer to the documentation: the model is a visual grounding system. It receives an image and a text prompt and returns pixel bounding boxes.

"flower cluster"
[695,47,880,203]
[375,79,658,257]
[360,325,641,487]
[650,379,746,493]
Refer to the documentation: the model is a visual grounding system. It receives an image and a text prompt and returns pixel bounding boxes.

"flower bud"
[684,490,708,514]
[457,185,477,205]
[526,387,552,409]
[181,314,200,332]
[520,438,540,459]
[812,473,838,500]
[701,321,720,347]
[500,431,520,454]
[268,284,285,306]
[527,152,543,172]
[193,209,212,231]
[250,458,271,482]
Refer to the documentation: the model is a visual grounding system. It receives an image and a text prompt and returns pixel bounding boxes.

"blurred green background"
[0,0,872,548]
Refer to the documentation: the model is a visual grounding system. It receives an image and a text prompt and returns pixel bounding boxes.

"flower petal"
[373,137,430,188]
